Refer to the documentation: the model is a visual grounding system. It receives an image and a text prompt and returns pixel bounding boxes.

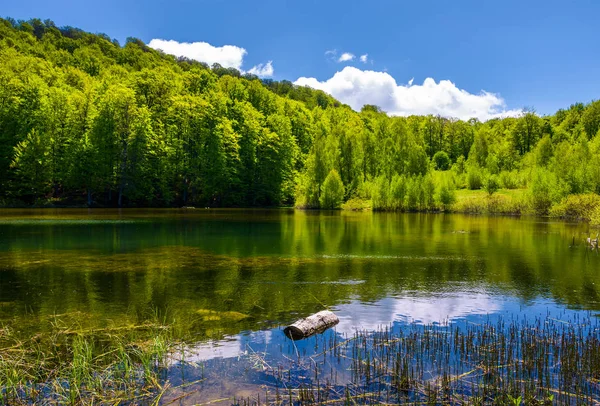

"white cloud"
[360,54,368,63]
[148,39,247,70]
[333,293,505,335]
[338,52,355,62]
[247,61,274,78]
[294,66,521,121]
[408,77,414,86]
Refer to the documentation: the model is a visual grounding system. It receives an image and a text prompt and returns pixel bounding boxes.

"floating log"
[284,310,339,340]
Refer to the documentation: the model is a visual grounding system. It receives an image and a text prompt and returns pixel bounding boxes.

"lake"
[1,209,599,403]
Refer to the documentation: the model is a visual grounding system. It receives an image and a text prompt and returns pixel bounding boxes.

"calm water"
[1,209,599,401]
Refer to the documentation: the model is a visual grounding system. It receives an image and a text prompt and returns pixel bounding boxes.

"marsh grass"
[0,316,172,405]
[3,312,600,405]
[230,315,600,405]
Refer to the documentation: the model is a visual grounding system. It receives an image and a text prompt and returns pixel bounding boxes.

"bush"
[437,181,456,209]
[467,167,483,190]
[421,175,436,209]
[371,176,390,211]
[319,169,345,209]
[357,180,376,200]
[433,151,451,171]
[484,174,500,196]
[528,170,561,215]
[389,175,406,210]
[499,170,520,189]
[591,205,600,227]
[406,177,419,211]
[341,197,371,211]
[451,194,525,215]
[549,194,600,220]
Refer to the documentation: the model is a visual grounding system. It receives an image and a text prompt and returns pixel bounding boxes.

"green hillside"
[1,18,599,219]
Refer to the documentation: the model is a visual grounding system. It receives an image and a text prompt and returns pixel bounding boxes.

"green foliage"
[591,205,600,227]
[528,170,562,215]
[549,194,600,220]
[535,135,553,166]
[451,192,526,215]
[499,170,520,189]
[421,174,436,210]
[0,17,599,213]
[319,169,345,209]
[484,174,500,196]
[405,177,420,211]
[389,175,407,210]
[437,180,456,209]
[432,151,451,171]
[467,166,484,190]
[341,197,371,211]
[372,176,390,211]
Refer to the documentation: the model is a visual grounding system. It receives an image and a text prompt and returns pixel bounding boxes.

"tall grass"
[235,315,600,405]
[0,319,172,405]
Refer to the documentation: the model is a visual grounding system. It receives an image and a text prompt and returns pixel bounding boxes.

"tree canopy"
[0,18,599,210]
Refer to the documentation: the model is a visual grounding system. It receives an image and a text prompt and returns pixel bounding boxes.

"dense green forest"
[1,18,599,221]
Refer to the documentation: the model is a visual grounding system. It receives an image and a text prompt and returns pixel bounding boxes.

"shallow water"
[0,209,599,402]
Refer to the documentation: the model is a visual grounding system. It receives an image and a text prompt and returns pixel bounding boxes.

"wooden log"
[284,310,339,340]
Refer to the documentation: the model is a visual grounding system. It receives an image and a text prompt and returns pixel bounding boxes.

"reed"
[2,313,600,404]
[0,318,172,405]
[235,315,600,405]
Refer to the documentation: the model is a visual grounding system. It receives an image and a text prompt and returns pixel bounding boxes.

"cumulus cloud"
[338,52,355,62]
[295,66,521,121]
[148,38,274,77]
[148,39,247,70]
[247,61,274,78]
[360,54,368,63]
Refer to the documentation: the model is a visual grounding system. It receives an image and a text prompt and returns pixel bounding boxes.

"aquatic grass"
[4,313,600,404]
[225,315,600,405]
[0,316,175,405]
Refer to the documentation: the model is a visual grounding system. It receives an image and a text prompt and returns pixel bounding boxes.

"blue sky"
[4,0,600,119]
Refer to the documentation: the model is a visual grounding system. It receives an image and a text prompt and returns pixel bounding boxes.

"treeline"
[1,18,600,214]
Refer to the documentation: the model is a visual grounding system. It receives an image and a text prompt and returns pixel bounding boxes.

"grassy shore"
[343,189,600,227]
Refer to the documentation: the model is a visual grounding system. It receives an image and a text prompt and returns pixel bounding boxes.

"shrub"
[437,181,456,209]
[591,205,600,227]
[467,167,483,190]
[406,177,419,211]
[371,176,390,211]
[389,175,406,210]
[319,169,345,209]
[528,170,561,215]
[549,193,600,220]
[433,151,451,171]
[421,175,436,209]
[341,197,371,211]
[453,155,466,175]
[484,174,500,196]
[451,194,525,215]
[499,170,519,189]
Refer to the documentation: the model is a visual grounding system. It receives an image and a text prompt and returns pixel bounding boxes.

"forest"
[1,18,599,222]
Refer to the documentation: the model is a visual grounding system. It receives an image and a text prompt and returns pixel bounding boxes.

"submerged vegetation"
[0,312,172,404]
[3,313,600,405]
[235,315,600,405]
[0,18,599,219]
[0,210,599,403]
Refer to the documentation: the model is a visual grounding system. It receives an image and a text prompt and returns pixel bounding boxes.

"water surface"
[1,209,598,401]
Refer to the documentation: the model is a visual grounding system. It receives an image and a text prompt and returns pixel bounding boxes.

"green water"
[0,209,598,342]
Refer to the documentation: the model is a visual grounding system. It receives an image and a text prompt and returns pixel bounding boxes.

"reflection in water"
[1,209,599,403]
[167,294,599,404]
[0,208,598,342]
[335,293,503,333]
